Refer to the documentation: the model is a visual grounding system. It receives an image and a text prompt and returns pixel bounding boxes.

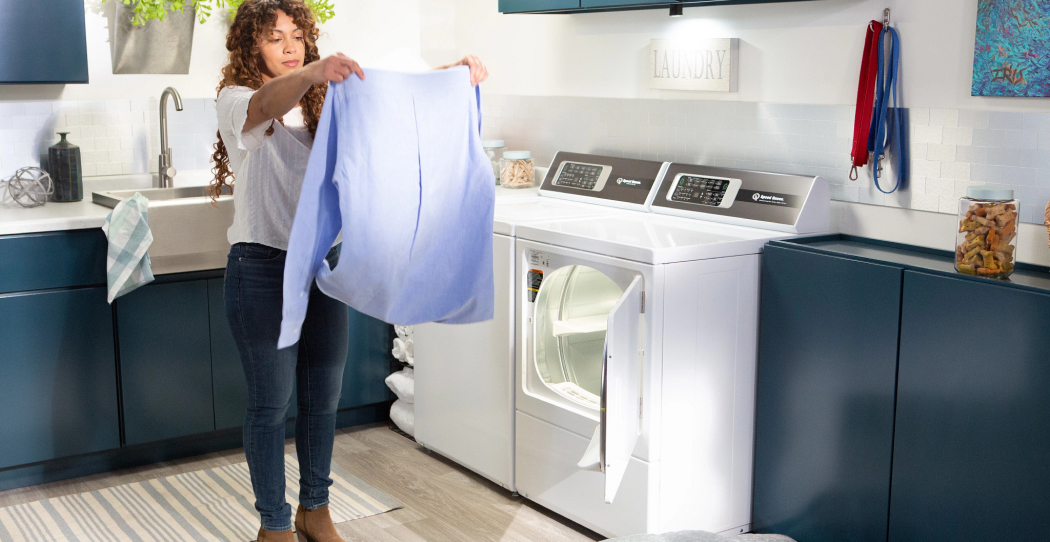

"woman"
[211,2,488,541]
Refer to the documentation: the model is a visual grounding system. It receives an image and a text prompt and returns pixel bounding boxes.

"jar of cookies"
[956,187,1018,279]
[500,151,534,189]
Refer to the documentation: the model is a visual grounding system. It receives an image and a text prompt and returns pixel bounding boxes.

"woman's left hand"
[445,55,488,86]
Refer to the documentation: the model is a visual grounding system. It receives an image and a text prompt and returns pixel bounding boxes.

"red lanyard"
[850,20,883,180]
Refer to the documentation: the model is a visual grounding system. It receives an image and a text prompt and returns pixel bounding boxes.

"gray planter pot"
[112,2,195,74]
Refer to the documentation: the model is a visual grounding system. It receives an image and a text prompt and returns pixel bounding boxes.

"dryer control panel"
[651,163,830,234]
[666,173,742,208]
[539,152,667,211]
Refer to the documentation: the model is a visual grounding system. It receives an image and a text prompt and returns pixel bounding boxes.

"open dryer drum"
[523,249,646,504]
[532,265,622,409]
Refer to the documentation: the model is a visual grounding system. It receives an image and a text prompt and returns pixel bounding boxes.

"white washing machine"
[513,155,830,538]
[414,157,668,492]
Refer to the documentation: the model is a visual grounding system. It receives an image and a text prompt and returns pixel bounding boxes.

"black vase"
[48,132,83,202]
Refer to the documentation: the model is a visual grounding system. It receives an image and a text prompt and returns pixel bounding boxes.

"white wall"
[0,0,423,102]
[428,0,1050,112]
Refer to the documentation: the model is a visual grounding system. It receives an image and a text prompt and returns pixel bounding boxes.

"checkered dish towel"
[102,192,155,303]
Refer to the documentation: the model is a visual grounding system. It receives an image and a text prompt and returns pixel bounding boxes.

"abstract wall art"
[972,0,1050,97]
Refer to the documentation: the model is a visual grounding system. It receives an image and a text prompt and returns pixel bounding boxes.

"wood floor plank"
[0,423,604,542]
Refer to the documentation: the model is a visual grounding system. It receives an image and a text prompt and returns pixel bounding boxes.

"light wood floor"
[0,423,604,542]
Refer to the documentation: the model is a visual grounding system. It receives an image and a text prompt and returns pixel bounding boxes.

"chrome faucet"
[158,87,183,189]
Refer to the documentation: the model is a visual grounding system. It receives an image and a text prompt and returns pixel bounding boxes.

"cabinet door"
[499,0,580,13]
[341,308,394,410]
[211,275,388,430]
[118,280,215,445]
[752,246,902,542]
[0,287,119,468]
[209,277,248,430]
[890,271,1050,541]
[581,0,664,7]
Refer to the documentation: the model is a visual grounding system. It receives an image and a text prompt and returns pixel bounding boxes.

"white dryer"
[513,155,830,538]
[414,157,667,492]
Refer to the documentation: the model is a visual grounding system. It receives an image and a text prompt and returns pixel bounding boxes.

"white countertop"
[0,172,213,236]
[2,170,548,237]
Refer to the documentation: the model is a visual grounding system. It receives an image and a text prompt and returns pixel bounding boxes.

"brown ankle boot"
[294,504,344,542]
[257,527,295,542]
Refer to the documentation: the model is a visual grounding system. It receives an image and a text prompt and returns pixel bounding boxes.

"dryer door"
[601,275,644,504]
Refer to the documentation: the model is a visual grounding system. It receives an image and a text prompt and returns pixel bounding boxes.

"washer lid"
[515,213,792,264]
[493,198,633,235]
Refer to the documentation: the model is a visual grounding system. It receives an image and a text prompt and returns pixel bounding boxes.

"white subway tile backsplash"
[942,126,974,146]
[0,97,217,180]
[927,144,957,162]
[971,164,1004,183]
[912,125,943,145]
[482,94,1050,224]
[1002,130,1038,150]
[909,108,930,126]
[929,109,959,128]
[941,161,971,181]
[971,129,1005,148]
[959,110,990,129]
[986,147,1021,167]
[988,111,1025,130]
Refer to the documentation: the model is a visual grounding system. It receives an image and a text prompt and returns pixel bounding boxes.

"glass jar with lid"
[956,187,1019,278]
[500,151,534,189]
[482,140,505,184]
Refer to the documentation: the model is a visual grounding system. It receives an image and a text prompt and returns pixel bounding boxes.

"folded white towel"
[102,192,154,303]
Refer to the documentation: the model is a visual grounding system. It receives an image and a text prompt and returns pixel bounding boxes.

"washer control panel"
[539,152,666,210]
[666,174,742,209]
[552,161,612,191]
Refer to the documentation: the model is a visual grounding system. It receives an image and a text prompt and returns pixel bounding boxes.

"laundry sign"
[649,39,738,92]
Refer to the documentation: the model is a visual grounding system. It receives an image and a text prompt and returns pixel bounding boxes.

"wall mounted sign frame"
[649,39,738,92]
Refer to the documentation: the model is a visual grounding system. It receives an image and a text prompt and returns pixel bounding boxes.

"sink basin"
[90,183,235,275]
[92,185,231,208]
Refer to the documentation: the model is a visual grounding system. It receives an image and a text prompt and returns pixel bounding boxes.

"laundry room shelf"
[552,315,609,337]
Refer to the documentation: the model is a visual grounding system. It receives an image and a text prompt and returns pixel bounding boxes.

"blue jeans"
[224,242,348,532]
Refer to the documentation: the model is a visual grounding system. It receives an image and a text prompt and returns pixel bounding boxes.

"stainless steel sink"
[91,185,230,208]
[89,184,235,275]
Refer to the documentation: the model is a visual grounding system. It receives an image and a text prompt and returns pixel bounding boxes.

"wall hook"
[883,8,891,27]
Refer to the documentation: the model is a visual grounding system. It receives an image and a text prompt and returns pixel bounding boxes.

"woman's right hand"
[302,53,365,85]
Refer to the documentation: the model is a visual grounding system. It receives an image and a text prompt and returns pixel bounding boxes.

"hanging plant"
[105,0,336,26]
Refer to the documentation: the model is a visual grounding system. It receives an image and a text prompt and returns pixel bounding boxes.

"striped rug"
[0,454,401,541]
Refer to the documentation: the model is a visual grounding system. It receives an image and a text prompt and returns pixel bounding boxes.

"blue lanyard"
[867,26,903,194]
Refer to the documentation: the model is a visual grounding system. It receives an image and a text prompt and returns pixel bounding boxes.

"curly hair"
[210,0,327,199]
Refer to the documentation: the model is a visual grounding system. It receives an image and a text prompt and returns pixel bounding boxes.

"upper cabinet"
[500,0,814,14]
[499,0,580,13]
[0,0,89,84]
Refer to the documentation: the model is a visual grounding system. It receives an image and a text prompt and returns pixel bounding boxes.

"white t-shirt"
[216,85,314,251]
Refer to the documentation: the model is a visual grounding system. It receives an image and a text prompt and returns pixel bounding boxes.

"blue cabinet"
[0,287,119,468]
[0,231,107,294]
[117,279,215,445]
[499,0,580,13]
[581,0,664,6]
[499,0,814,13]
[0,0,89,84]
[341,309,395,409]
[889,271,1050,541]
[209,277,248,430]
[756,236,1050,542]
[753,245,901,542]
[210,277,392,429]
